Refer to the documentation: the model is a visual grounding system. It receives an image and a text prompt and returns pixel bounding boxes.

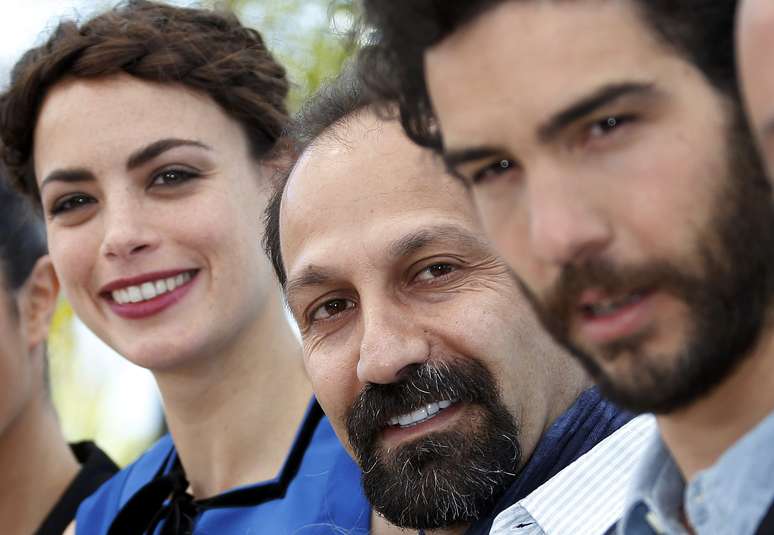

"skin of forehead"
[425,0,688,155]
[280,109,483,285]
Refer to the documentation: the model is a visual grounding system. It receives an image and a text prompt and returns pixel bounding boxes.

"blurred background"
[0,0,357,466]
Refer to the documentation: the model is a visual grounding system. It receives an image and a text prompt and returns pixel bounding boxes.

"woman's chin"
[117,342,203,373]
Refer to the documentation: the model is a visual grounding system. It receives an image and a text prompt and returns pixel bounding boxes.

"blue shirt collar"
[620,408,774,535]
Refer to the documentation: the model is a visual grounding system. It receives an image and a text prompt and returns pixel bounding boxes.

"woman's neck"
[154,290,312,499]
[0,391,79,533]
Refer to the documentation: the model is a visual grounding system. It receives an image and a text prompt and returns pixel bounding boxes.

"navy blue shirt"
[75,400,369,534]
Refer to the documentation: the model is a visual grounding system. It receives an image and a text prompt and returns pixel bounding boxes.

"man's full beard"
[527,110,774,415]
[346,358,521,530]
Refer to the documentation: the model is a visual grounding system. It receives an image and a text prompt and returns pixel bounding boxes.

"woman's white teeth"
[111,272,192,304]
[388,399,457,428]
[141,282,156,300]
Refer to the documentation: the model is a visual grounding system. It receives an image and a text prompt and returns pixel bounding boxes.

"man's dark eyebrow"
[538,82,658,143]
[285,225,487,302]
[285,267,335,305]
[388,223,488,260]
[442,146,503,172]
[40,168,95,191]
[126,138,211,170]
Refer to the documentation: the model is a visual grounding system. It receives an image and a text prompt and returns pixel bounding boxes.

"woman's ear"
[18,255,60,352]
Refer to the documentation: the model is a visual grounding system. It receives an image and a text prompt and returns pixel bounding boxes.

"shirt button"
[691,505,708,526]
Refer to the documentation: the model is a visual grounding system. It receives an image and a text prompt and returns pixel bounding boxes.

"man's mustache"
[346,358,498,458]
[528,258,705,341]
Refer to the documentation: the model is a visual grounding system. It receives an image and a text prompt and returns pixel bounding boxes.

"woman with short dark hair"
[0,2,368,533]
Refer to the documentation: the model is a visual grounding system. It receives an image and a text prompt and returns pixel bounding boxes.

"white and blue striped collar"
[490,414,657,535]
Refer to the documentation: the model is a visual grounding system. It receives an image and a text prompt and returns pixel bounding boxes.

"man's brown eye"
[311,298,354,321]
[471,159,516,184]
[325,300,348,314]
[588,115,636,139]
[415,263,457,282]
[429,264,454,277]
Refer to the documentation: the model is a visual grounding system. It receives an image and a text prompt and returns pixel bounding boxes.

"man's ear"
[18,255,60,352]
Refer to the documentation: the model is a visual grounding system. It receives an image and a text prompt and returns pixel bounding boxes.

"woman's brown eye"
[51,194,96,216]
[151,168,199,187]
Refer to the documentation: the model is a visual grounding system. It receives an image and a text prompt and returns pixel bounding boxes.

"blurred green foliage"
[219,0,358,110]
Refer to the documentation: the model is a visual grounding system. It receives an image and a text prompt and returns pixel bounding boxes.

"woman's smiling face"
[34,75,274,370]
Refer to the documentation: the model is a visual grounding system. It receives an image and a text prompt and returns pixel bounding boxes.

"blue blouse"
[75,399,370,534]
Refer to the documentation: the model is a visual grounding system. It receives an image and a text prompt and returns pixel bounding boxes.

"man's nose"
[527,169,613,268]
[356,300,430,385]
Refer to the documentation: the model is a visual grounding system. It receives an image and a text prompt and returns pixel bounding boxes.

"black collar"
[36,442,119,535]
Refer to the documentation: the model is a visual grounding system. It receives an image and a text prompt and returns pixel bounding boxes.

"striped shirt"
[490,414,657,535]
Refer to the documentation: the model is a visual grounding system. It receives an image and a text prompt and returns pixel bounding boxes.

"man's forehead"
[283,117,397,205]
[282,114,465,224]
[279,108,480,279]
[426,0,672,145]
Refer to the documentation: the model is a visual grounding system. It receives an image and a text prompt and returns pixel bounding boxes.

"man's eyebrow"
[442,146,503,171]
[285,225,487,301]
[40,168,95,191]
[537,82,658,142]
[285,267,335,305]
[126,138,211,170]
[388,223,488,259]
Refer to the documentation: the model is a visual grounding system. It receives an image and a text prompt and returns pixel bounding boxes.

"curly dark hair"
[359,0,741,151]
[0,0,289,202]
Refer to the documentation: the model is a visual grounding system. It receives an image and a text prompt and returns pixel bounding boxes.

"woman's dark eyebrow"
[126,138,211,170]
[40,168,95,191]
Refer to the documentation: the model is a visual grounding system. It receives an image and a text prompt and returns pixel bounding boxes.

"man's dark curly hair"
[359,0,741,152]
[0,0,289,203]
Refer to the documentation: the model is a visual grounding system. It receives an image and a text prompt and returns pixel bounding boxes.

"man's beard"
[346,358,521,530]
[525,111,774,415]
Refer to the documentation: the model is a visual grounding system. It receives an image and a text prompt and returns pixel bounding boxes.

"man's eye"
[471,159,516,184]
[311,298,355,321]
[151,168,199,187]
[50,193,96,216]
[588,115,635,139]
[414,263,457,282]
